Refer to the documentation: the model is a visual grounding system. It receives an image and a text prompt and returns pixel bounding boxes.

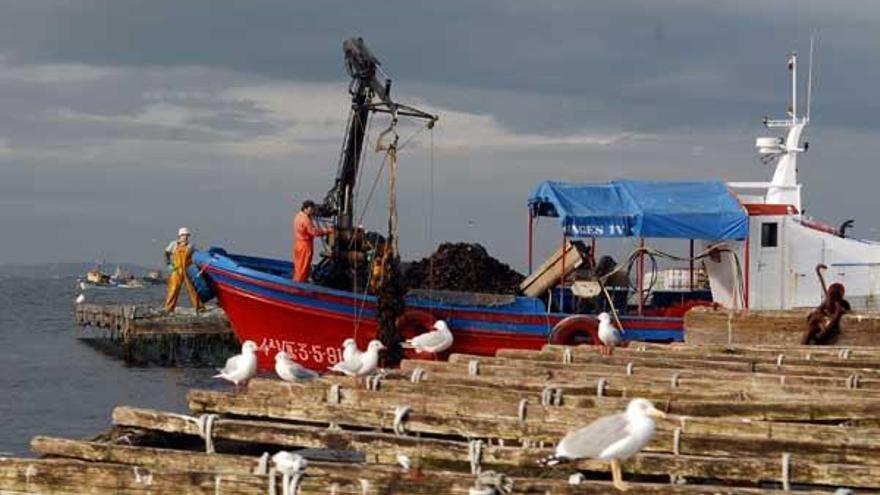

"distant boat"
[79,265,145,289]
[111,266,143,288]
[141,270,166,285]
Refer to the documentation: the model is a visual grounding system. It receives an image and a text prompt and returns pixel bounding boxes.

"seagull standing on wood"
[330,339,385,386]
[214,340,258,393]
[539,398,665,491]
[275,351,319,382]
[597,312,623,356]
[402,319,454,357]
[341,337,362,362]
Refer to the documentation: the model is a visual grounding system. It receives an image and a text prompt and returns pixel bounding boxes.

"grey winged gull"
[597,312,623,356]
[274,351,319,381]
[330,339,385,386]
[341,337,362,362]
[214,340,258,393]
[402,319,454,355]
[540,398,666,491]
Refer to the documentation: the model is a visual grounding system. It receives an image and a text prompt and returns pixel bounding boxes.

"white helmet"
[178,227,190,236]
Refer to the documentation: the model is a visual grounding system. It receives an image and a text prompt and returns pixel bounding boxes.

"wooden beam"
[111,406,880,467]
[484,350,880,379]
[13,440,831,495]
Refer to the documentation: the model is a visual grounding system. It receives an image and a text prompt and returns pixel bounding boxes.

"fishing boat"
[194,41,880,370]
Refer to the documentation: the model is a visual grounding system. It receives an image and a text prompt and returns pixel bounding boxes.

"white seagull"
[214,340,258,393]
[272,451,308,495]
[330,339,385,383]
[341,337,362,362]
[597,312,623,356]
[275,351,319,382]
[75,293,86,304]
[540,398,666,491]
[402,319,454,355]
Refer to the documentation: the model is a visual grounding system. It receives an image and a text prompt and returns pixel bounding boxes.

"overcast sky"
[2,1,879,270]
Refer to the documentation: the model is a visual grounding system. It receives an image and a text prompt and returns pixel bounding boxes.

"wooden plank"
[400,359,880,396]
[543,343,880,368]
[685,306,880,346]
[187,380,880,446]
[112,406,880,467]
[28,434,880,490]
[485,349,880,379]
[14,440,826,495]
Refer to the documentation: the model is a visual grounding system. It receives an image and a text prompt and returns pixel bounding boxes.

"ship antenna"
[806,37,815,123]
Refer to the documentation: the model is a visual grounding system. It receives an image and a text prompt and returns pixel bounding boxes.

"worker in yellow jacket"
[164,227,204,313]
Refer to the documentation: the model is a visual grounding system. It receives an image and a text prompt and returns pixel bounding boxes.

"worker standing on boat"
[293,200,332,282]
[163,227,204,313]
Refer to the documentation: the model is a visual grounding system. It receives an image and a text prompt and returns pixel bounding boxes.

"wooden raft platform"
[685,305,880,345]
[4,344,880,493]
[74,303,238,366]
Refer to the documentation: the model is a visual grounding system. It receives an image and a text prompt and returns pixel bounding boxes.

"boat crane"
[312,37,437,291]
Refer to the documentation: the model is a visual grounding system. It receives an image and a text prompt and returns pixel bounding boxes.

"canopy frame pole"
[591,238,597,265]
[689,239,695,291]
[527,210,534,274]
[744,235,750,310]
[637,238,645,315]
[560,233,567,313]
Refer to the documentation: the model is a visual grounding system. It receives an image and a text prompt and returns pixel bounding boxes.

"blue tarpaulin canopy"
[528,179,748,240]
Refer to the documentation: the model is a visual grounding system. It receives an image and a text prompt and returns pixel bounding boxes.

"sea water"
[0,276,222,456]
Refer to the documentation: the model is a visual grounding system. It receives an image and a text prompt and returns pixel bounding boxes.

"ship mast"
[760,41,814,212]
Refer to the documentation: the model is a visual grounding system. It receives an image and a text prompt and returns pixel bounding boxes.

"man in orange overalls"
[293,200,332,282]
[164,227,204,313]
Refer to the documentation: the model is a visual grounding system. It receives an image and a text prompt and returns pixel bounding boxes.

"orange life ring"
[547,315,599,346]
[396,309,436,340]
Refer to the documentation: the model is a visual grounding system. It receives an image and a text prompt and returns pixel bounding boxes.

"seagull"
[597,312,623,356]
[402,319,454,356]
[75,293,86,304]
[539,398,666,491]
[341,337,362,362]
[330,339,385,385]
[214,340,258,393]
[275,351,319,382]
[272,451,307,495]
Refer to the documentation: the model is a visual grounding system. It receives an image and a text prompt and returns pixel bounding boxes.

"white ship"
[707,45,880,311]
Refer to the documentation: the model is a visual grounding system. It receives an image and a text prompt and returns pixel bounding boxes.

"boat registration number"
[258,338,343,365]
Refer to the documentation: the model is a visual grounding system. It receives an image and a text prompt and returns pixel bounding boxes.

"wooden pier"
[3,342,880,493]
[685,305,880,345]
[74,303,238,366]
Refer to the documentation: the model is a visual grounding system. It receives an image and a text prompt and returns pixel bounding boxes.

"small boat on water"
[195,41,880,370]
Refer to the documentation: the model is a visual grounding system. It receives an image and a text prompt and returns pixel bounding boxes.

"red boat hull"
[197,250,684,371]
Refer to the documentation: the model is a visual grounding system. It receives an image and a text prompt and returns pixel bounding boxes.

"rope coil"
[468,439,484,475]
[196,414,219,454]
[670,372,681,388]
[517,399,528,422]
[781,452,791,491]
[393,406,412,436]
[562,348,573,364]
[468,360,480,376]
[328,384,341,405]
[846,373,861,389]
[255,452,270,475]
[625,362,634,376]
[776,354,785,367]
[366,374,382,391]
[469,470,513,495]
[541,387,563,406]
[596,378,607,397]
[410,367,426,383]
[673,428,682,456]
